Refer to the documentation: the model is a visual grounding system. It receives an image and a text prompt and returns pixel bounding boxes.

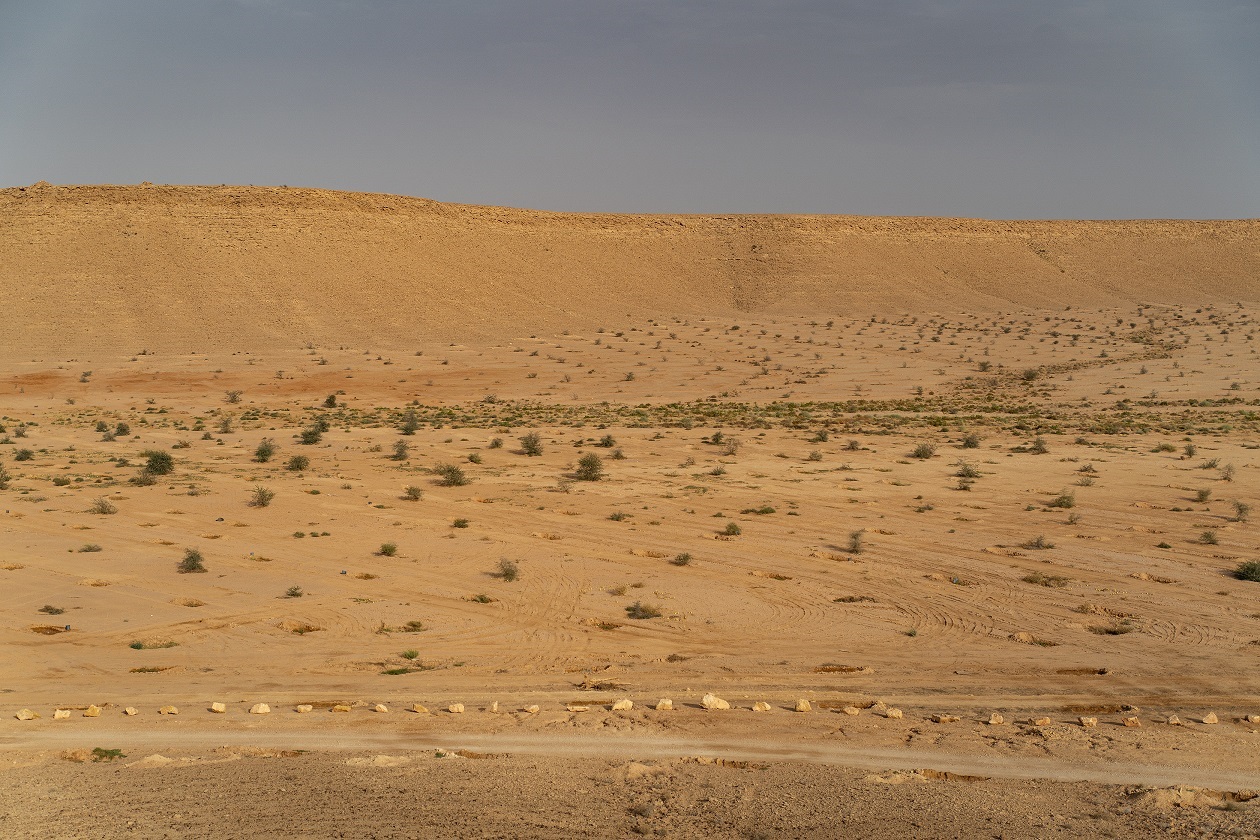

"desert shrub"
[1021,368,1039,382]
[1184,443,1197,457]
[88,497,118,515]
[1194,488,1211,503]
[608,511,629,521]
[224,390,242,404]
[625,601,661,619]
[434,463,468,486]
[95,421,109,433]
[299,426,322,445]
[285,585,304,598]
[286,455,309,472]
[38,605,65,615]
[910,443,936,459]
[488,437,503,449]
[452,518,469,528]
[722,522,742,536]
[1047,492,1076,509]
[253,438,276,463]
[178,548,206,574]
[248,485,275,507]
[807,450,823,461]
[399,409,420,436]
[115,422,131,436]
[90,748,125,762]
[670,553,692,566]
[1232,501,1251,522]
[14,449,34,462]
[130,470,157,486]
[141,450,174,475]
[575,453,604,481]
[78,543,103,553]
[402,485,423,501]
[845,439,861,451]
[1022,572,1068,587]
[1029,436,1049,454]
[217,417,234,434]
[520,432,543,456]
[495,558,519,581]
[0,464,10,489]
[400,649,419,660]
[390,441,410,461]
[1234,560,1260,582]
[467,453,482,464]
[954,461,980,479]
[323,394,337,408]
[1021,535,1055,550]
[848,530,864,554]
[378,543,398,557]
[741,505,775,515]
[596,434,616,448]
[1199,530,1219,545]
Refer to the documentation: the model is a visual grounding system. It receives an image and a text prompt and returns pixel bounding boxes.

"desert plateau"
[1,184,1259,838]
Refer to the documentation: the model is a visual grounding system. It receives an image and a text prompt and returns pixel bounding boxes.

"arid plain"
[1,184,1258,838]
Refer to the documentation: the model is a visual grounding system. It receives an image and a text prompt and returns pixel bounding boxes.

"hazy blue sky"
[2,1,1257,217]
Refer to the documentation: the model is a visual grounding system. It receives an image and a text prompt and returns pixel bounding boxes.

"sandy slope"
[1,183,1257,355]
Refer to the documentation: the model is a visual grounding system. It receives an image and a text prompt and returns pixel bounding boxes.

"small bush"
[400,649,419,660]
[1029,436,1049,454]
[141,450,174,476]
[670,552,692,566]
[248,485,275,507]
[284,585,304,598]
[88,497,118,515]
[299,426,322,445]
[14,449,34,462]
[38,605,65,615]
[1199,530,1219,545]
[286,455,310,472]
[495,558,519,581]
[520,432,543,456]
[390,441,410,461]
[0,464,9,489]
[847,530,864,554]
[910,443,936,459]
[253,439,276,463]
[402,485,423,501]
[116,422,131,436]
[608,511,630,521]
[378,543,398,557]
[596,434,616,448]
[323,394,337,408]
[1021,535,1055,550]
[452,518,470,528]
[78,543,103,553]
[722,522,742,536]
[575,453,604,481]
[1022,572,1068,588]
[434,463,468,486]
[1234,560,1260,582]
[961,433,981,449]
[954,462,980,479]
[1194,488,1211,503]
[178,548,206,574]
[1231,500,1251,522]
[625,601,662,620]
[1047,492,1076,509]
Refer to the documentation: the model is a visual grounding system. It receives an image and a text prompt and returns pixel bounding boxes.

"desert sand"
[2,184,1259,838]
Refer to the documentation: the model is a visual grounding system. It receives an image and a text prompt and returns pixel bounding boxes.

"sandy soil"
[2,185,1259,836]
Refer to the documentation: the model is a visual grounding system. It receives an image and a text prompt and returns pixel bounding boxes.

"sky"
[1,0,1258,218]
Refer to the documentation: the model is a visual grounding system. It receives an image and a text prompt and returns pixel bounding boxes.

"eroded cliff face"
[2,183,1256,354]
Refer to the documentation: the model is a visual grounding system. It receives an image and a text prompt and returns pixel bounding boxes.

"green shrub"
[88,497,118,515]
[286,455,310,472]
[299,426,322,445]
[452,518,470,528]
[625,601,662,619]
[434,463,468,486]
[1047,492,1076,509]
[402,485,423,501]
[520,432,543,456]
[495,558,519,581]
[248,485,275,507]
[722,522,742,536]
[596,434,616,448]
[14,449,34,461]
[961,434,982,449]
[848,530,864,554]
[141,450,174,476]
[911,443,936,459]
[1194,488,1211,503]
[1234,560,1260,582]
[1021,535,1055,550]
[378,543,398,557]
[1029,436,1049,454]
[178,548,206,574]
[285,585,304,598]
[399,409,420,436]
[575,453,604,481]
[390,441,410,461]
[670,553,692,566]
[253,438,276,463]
